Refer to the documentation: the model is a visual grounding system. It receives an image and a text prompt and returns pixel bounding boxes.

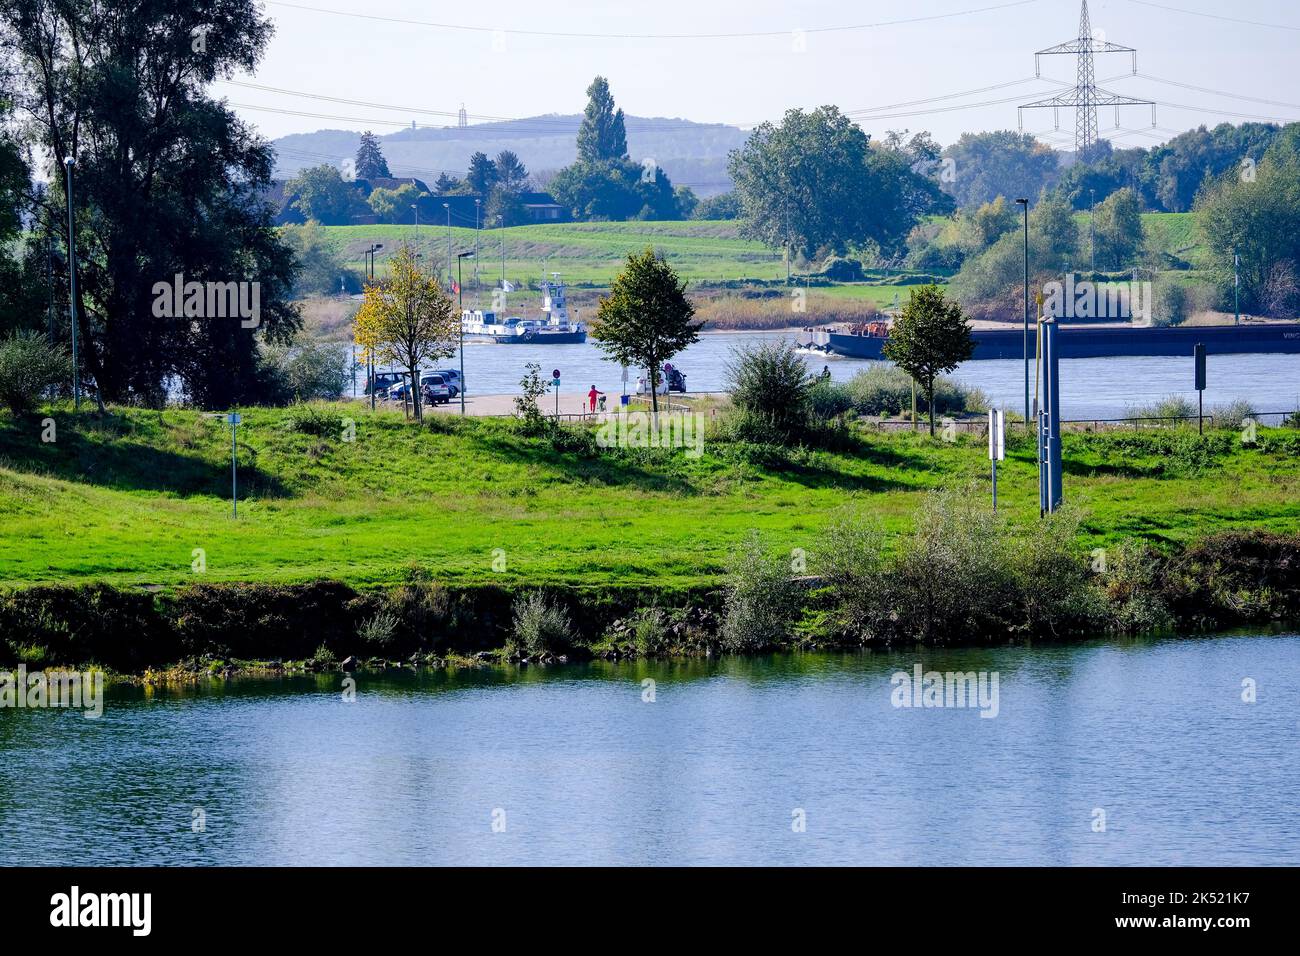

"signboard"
[988,409,1005,461]
[226,412,242,425]
[1194,343,1206,391]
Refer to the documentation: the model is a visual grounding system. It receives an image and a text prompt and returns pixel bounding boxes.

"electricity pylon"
[1018,1,1155,154]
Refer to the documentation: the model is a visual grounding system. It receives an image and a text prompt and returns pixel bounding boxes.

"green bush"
[510,591,572,657]
[261,338,350,402]
[357,610,399,650]
[725,340,814,444]
[888,486,1018,643]
[816,511,890,641]
[629,607,670,656]
[1101,540,1175,634]
[1010,507,1108,637]
[0,330,72,415]
[844,365,985,417]
[720,533,803,652]
[808,377,853,419]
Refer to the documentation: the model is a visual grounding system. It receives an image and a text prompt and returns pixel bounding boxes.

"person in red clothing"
[587,384,604,412]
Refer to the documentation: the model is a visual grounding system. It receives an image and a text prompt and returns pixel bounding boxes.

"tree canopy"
[353,245,457,420]
[0,0,300,407]
[881,285,974,436]
[729,106,950,260]
[589,248,702,414]
[576,76,628,164]
[355,131,391,179]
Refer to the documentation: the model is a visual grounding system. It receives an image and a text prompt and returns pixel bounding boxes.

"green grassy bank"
[1,402,1298,670]
[1,402,1297,590]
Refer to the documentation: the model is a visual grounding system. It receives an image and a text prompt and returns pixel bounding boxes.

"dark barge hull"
[825,323,1300,360]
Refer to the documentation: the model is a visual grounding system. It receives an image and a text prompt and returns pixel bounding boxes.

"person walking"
[588,384,604,413]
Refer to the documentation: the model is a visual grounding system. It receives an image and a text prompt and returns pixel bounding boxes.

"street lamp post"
[443,203,451,292]
[1015,198,1029,426]
[457,251,475,416]
[364,243,383,409]
[474,198,481,298]
[64,157,79,410]
[497,215,505,287]
[411,203,419,258]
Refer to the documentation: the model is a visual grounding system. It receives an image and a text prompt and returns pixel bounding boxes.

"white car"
[420,374,452,405]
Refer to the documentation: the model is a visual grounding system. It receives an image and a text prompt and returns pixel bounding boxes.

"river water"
[2,634,1296,866]
[349,331,1300,422]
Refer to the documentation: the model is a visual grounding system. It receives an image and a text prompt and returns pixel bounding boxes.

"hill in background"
[271,114,747,196]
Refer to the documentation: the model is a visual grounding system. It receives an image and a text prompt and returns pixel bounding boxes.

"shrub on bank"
[510,591,573,658]
[720,533,804,652]
[0,330,72,416]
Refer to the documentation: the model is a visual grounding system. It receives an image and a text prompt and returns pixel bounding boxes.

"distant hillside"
[271,115,747,197]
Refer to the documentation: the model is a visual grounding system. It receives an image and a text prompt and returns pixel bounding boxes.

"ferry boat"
[461,274,586,344]
[799,319,1300,360]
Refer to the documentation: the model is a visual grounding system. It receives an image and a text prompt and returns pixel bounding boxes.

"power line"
[842,76,1045,116]
[264,0,1042,41]
[1129,72,1300,112]
[1125,0,1300,32]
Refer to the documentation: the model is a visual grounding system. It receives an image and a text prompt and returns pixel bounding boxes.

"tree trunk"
[927,381,936,437]
[410,365,422,421]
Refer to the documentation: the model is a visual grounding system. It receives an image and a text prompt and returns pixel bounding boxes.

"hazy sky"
[224,0,1300,149]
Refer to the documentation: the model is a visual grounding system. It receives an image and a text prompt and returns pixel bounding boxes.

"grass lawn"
[316,219,790,286]
[1,403,1296,591]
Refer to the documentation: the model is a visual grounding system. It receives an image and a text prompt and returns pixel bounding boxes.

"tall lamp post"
[497,214,505,287]
[457,251,475,415]
[443,202,452,292]
[1015,197,1029,426]
[64,157,79,410]
[474,198,481,298]
[364,243,383,409]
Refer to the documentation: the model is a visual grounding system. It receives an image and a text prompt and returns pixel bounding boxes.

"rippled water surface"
[2,634,1297,865]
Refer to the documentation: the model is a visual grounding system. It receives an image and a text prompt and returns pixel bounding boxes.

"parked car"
[431,369,462,397]
[420,374,452,405]
[366,371,403,396]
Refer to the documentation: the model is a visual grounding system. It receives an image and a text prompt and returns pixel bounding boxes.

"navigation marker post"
[1194,342,1206,435]
[988,408,1006,512]
[552,369,561,419]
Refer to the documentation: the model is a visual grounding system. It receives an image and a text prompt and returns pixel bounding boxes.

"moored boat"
[461,274,586,344]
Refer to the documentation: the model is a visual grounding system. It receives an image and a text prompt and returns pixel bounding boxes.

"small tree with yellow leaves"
[353,245,458,420]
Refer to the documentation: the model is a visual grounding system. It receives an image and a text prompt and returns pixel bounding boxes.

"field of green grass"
[1,403,1296,591]
[317,219,789,287]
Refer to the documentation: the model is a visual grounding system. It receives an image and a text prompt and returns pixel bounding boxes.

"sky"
[224,0,1300,150]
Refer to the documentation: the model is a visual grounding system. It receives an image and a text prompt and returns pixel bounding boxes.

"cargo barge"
[799,320,1300,360]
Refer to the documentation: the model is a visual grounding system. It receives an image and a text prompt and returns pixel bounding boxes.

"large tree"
[729,106,947,261]
[466,151,497,196]
[589,247,702,415]
[353,245,457,421]
[354,131,390,179]
[0,0,299,407]
[1091,187,1145,270]
[289,164,365,224]
[576,76,627,164]
[882,285,974,436]
[1197,152,1300,315]
[941,130,1060,210]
